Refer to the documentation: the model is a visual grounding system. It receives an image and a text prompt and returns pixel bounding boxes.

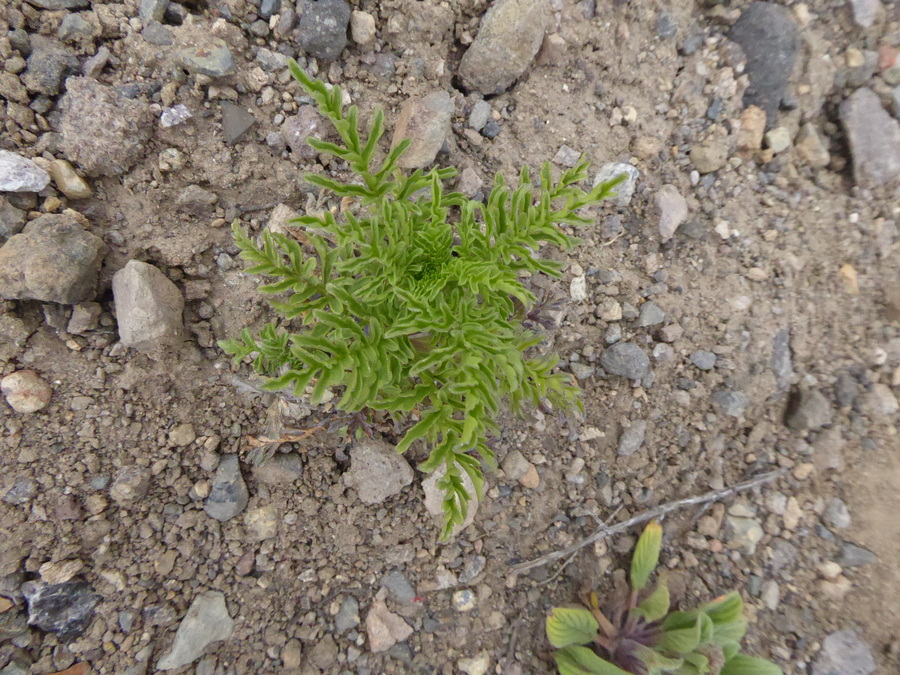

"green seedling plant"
[221,59,625,538]
[546,522,783,675]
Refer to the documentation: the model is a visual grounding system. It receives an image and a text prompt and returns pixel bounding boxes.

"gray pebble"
[481,120,501,138]
[712,390,749,417]
[690,350,717,371]
[636,302,665,327]
[204,454,249,521]
[617,420,647,457]
[600,342,650,380]
[824,498,851,530]
[298,0,350,62]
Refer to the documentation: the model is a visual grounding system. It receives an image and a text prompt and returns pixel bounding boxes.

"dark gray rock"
[22,36,78,96]
[0,215,107,304]
[23,581,99,639]
[481,119,501,138]
[221,102,256,145]
[59,77,153,177]
[298,0,351,62]
[729,2,799,127]
[712,390,749,417]
[204,455,248,521]
[785,387,833,431]
[142,21,175,46]
[690,350,717,371]
[617,420,647,456]
[0,151,50,193]
[600,342,650,380]
[837,542,877,568]
[459,0,547,95]
[839,88,900,188]
[813,628,875,675]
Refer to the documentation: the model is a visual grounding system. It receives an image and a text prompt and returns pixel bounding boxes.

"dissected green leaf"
[719,654,783,675]
[635,576,670,623]
[546,607,601,648]
[226,60,616,539]
[631,521,663,591]
[554,646,632,675]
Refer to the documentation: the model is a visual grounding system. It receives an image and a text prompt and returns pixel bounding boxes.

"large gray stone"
[839,88,900,188]
[59,77,153,177]
[343,438,413,505]
[391,92,454,169]
[112,261,185,351]
[298,0,351,62]
[21,36,78,96]
[0,214,107,304]
[459,0,547,95]
[813,628,875,675]
[600,342,650,380]
[23,580,99,639]
[0,151,50,193]
[156,591,234,670]
[729,3,799,127]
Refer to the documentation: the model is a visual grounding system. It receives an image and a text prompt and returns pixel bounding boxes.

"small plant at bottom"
[221,60,625,538]
[545,522,783,675]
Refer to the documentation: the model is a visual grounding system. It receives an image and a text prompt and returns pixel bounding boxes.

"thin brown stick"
[510,468,789,574]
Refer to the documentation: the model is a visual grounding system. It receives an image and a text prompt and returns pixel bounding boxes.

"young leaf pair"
[546,522,783,675]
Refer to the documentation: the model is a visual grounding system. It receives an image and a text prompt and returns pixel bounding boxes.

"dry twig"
[510,468,789,574]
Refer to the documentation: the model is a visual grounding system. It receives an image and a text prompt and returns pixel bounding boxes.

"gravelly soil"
[1,0,900,673]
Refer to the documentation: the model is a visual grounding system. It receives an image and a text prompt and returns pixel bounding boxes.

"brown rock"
[391,92,453,169]
[0,214,107,304]
[59,77,153,177]
[1,370,53,413]
[737,105,766,151]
